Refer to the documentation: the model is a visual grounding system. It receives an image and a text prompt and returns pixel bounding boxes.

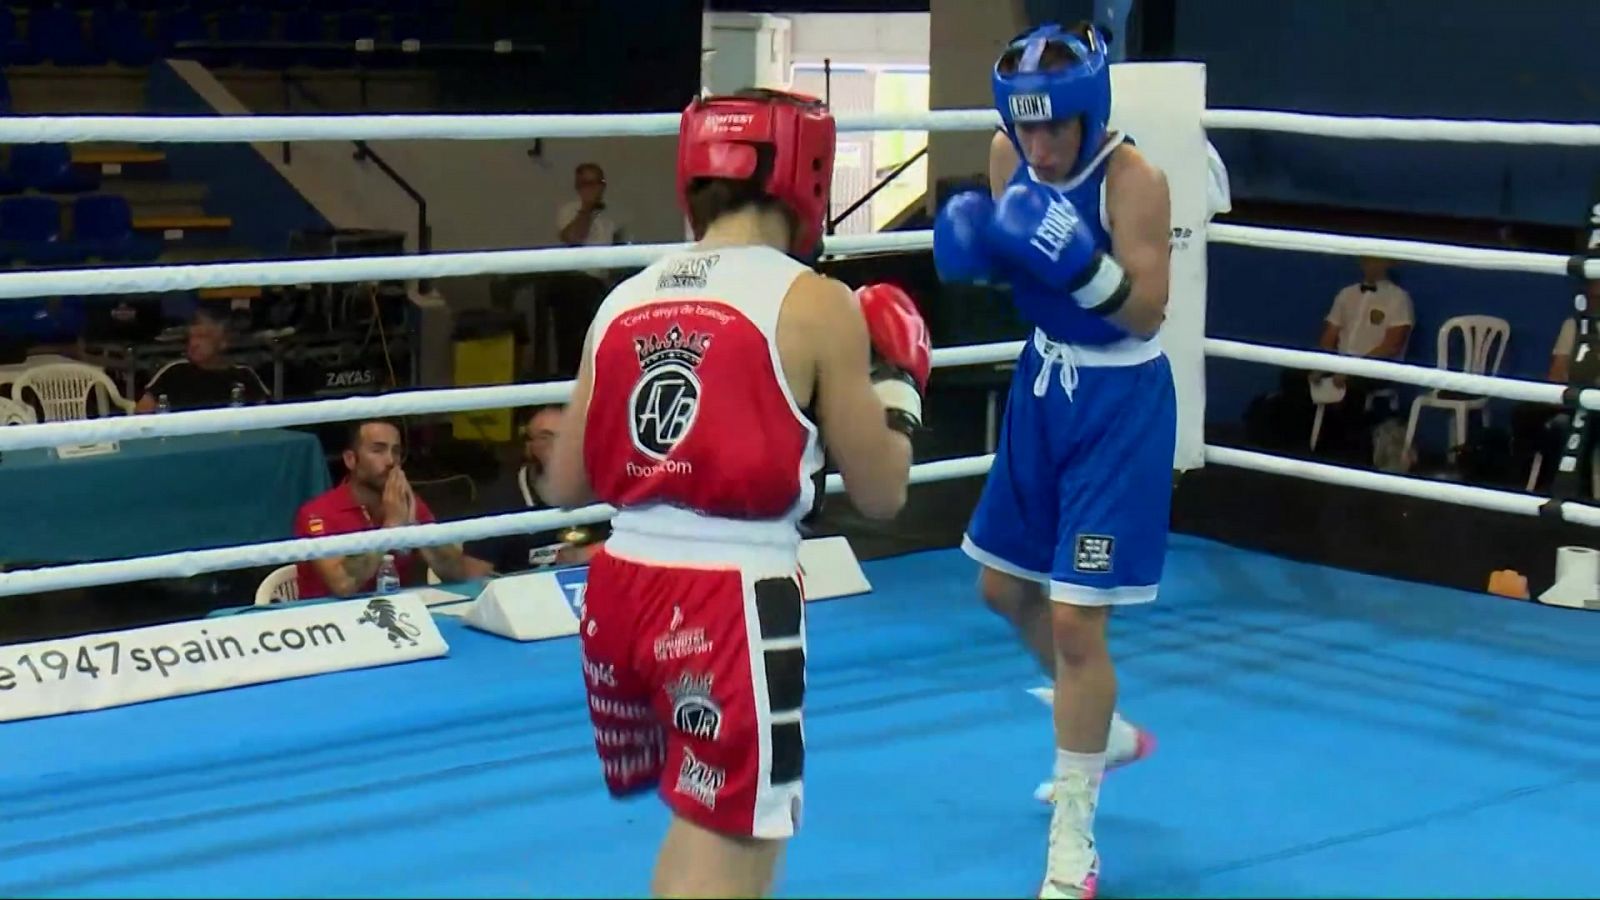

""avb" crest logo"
[630,324,711,460]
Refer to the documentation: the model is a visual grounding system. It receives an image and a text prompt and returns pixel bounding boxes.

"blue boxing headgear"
[992,23,1111,180]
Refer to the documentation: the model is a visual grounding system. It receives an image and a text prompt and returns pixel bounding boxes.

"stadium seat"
[0,8,41,65]
[92,5,159,66]
[0,195,84,265]
[8,144,101,194]
[217,6,271,66]
[29,3,108,66]
[157,5,209,61]
[279,8,325,64]
[73,194,162,262]
[391,13,446,45]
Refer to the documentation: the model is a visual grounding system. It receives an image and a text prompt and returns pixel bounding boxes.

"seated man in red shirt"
[293,418,491,598]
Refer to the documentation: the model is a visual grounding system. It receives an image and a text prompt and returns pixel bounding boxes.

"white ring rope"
[1200,109,1600,145]
[6,320,1592,454]
[1204,338,1594,408]
[4,438,1594,598]
[0,232,930,300]
[1206,446,1600,528]
[1210,223,1597,278]
[0,107,1596,146]
[4,321,1599,455]
[0,109,1002,144]
[0,455,998,598]
[0,223,1592,305]
[0,382,578,451]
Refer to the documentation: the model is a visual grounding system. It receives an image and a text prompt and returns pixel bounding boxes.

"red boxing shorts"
[578,548,807,840]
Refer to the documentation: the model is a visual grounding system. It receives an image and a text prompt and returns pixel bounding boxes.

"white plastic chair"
[1309,322,1413,451]
[10,362,136,423]
[255,565,300,606]
[0,396,36,425]
[1403,315,1510,459]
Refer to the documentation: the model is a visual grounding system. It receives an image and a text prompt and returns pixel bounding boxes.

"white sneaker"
[1038,769,1100,899]
[1030,696,1156,803]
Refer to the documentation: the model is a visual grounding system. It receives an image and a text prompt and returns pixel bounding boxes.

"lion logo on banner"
[359,597,422,648]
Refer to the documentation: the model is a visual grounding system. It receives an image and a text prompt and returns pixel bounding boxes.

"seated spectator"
[293,419,493,599]
[1307,256,1414,460]
[466,404,608,573]
[135,308,269,412]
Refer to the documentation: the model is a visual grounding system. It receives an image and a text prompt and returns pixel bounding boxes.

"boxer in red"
[539,87,932,898]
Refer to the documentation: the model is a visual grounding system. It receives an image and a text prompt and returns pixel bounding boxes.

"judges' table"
[0,429,330,566]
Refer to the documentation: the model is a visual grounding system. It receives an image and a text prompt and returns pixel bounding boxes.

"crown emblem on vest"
[635,324,711,370]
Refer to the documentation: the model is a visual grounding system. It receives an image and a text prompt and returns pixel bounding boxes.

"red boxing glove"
[856,282,931,435]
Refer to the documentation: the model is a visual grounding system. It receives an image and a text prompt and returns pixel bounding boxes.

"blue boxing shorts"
[962,331,1177,606]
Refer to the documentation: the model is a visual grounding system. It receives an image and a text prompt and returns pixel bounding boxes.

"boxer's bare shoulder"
[989,129,1022,200]
[774,270,855,409]
[777,270,912,520]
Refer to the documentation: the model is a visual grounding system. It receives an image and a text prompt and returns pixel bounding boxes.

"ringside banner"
[0,593,447,723]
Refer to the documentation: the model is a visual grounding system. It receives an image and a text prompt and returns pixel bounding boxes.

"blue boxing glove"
[987,181,1131,318]
[933,190,999,285]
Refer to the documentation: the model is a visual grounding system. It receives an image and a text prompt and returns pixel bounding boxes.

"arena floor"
[3,534,1596,898]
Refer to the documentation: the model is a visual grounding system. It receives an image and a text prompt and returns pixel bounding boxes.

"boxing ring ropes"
[1,106,1599,601]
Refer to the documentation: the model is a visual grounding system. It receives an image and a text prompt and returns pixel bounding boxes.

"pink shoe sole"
[1036,727,1155,805]
[1109,725,1156,771]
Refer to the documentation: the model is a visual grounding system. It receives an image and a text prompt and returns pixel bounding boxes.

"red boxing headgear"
[676,89,836,259]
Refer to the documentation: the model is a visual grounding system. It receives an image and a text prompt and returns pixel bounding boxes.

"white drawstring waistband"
[1033,337,1081,400]
[1029,329,1165,400]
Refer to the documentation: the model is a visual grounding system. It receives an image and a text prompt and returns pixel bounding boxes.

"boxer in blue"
[934,21,1174,900]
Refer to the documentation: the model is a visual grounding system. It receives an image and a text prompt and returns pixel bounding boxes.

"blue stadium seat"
[280,8,324,43]
[0,8,41,64]
[29,3,108,66]
[0,298,86,343]
[284,9,345,67]
[157,5,209,60]
[0,195,83,265]
[218,5,269,42]
[8,144,101,193]
[217,6,271,66]
[337,10,377,42]
[74,194,161,262]
[93,5,159,66]
[390,13,447,44]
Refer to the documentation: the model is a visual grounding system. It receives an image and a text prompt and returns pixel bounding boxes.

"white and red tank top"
[582,245,824,570]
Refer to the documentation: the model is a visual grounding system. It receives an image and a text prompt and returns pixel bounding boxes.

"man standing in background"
[550,163,627,376]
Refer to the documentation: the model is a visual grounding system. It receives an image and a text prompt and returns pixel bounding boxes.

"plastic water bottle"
[229,383,245,407]
[376,554,400,595]
[156,394,170,414]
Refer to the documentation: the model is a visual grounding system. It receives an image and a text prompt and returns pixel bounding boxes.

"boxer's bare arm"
[989,129,1021,200]
[1105,146,1171,338]
[778,272,911,520]
[541,328,597,509]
